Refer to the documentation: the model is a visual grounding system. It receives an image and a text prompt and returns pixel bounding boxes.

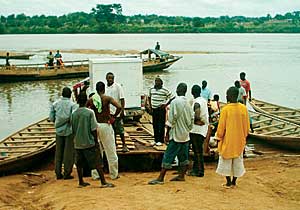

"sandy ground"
[0,155,299,210]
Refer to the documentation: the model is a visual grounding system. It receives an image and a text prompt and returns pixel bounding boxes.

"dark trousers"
[55,134,74,178]
[152,107,166,143]
[189,133,205,176]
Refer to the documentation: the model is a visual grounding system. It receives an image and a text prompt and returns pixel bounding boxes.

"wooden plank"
[285,114,300,118]
[133,137,152,147]
[0,145,44,149]
[20,131,56,134]
[11,135,55,139]
[116,141,135,145]
[269,110,296,114]
[4,139,55,144]
[252,118,273,125]
[28,126,55,130]
[254,122,285,131]
[4,150,31,153]
[263,127,298,135]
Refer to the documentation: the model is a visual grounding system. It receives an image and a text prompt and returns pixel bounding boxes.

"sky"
[1,0,300,17]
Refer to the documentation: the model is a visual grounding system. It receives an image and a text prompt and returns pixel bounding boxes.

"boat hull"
[143,57,182,72]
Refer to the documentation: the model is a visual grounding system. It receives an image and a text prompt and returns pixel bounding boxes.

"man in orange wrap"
[215,86,250,188]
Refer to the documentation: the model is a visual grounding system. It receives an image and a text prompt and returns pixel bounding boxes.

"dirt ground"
[0,155,299,210]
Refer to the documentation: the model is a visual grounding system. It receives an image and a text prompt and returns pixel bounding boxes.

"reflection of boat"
[0,118,56,176]
[140,49,182,72]
[0,60,89,83]
[249,111,300,150]
[0,54,34,60]
[250,98,300,125]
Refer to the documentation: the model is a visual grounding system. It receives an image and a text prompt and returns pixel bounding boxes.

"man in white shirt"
[149,83,194,185]
[189,85,209,177]
[106,72,129,152]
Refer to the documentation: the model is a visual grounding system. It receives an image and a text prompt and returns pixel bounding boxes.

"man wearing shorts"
[148,83,193,185]
[71,91,114,188]
[215,86,250,188]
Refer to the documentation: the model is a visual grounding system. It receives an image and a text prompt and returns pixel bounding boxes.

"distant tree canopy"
[0,4,300,34]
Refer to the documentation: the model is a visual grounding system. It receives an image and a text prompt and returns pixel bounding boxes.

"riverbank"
[0,155,299,210]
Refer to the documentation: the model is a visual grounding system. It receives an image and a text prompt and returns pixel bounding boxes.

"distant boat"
[140,49,182,72]
[0,60,89,83]
[0,54,34,60]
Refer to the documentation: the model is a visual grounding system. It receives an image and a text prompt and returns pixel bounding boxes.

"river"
[0,33,299,139]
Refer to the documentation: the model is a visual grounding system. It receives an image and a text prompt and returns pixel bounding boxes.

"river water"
[0,33,299,140]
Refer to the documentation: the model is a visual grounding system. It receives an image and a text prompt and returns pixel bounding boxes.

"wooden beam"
[0,145,44,149]
[4,139,55,144]
[263,127,298,135]
[11,136,55,139]
[254,122,285,131]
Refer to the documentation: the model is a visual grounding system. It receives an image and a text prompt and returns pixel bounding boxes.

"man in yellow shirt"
[215,86,250,188]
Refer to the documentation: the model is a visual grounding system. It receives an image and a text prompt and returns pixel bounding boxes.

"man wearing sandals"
[71,91,114,188]
[149,83,193,185]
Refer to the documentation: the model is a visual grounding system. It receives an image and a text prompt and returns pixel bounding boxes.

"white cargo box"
[89,58,144,118]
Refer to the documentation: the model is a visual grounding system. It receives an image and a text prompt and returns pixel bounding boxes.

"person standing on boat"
[47,51,54,69]
[49,87,78,180]
[188,85,209,177]
[234,80,247,105]
[148,83,193,185]
[55,50,63,68]
[5,52,10,67]
[215,86,250,188]
[201,80,212,102]
[105,72,129,152]
[71,91,114,188]
[86,81,122,180]
[239,72,252,101]
[148,76,173,146]
[155,42,160,50]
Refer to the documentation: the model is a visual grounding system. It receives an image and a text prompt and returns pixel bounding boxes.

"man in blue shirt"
[201,80,212,102]
[49,87,78,180]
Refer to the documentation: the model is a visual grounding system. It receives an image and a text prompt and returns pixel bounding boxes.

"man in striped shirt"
[149,77,173,146]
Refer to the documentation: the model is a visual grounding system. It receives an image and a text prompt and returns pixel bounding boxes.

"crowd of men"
[50,71,252,188]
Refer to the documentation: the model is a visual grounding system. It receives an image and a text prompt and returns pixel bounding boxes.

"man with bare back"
[87,81,122,180]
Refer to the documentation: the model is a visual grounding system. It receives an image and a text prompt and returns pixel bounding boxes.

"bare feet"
[122,145,130,152]
[170,175,185,181]
[78,182,90,188]
[148,179,164,185]
[100,182,115,188]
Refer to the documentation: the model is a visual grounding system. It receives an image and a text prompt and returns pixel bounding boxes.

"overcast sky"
[1,0,300,17]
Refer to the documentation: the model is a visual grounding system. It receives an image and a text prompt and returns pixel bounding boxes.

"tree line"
[0,4,300,34]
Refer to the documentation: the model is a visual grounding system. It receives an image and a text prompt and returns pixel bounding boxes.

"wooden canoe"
[0,54,34,60]
[250,98,300,125]
[0,60,89,82]
[249,111,300,150]
[0,118,56,176]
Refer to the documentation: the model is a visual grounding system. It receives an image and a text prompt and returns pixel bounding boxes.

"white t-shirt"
[190,97,209,137]
[106,82,125,116]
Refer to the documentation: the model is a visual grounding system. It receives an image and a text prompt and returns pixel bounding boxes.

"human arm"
[110,97,122,118]
[248,90,252,101]
[215,108,227,141]
[120,98,125,118]
[194,102,205,126]
[164,126,171,144]
[49,104,55,122]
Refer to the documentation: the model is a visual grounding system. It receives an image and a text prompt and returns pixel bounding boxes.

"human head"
[6,52,9,56]
[202,80,207,89]
[191,84,201,98]
[62,87,72,98]
[234,80,241,88]
[154,76,163,89]
[213,94,219,101]
[57,50,59,53]
[96,81,105,94]
[77,91,87,106]
[226,86,239,103]
[106,72,114,86]
[176,83,187,96]
[88,92,95,98]
[240,72,246,81]
[49,51,52,55]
